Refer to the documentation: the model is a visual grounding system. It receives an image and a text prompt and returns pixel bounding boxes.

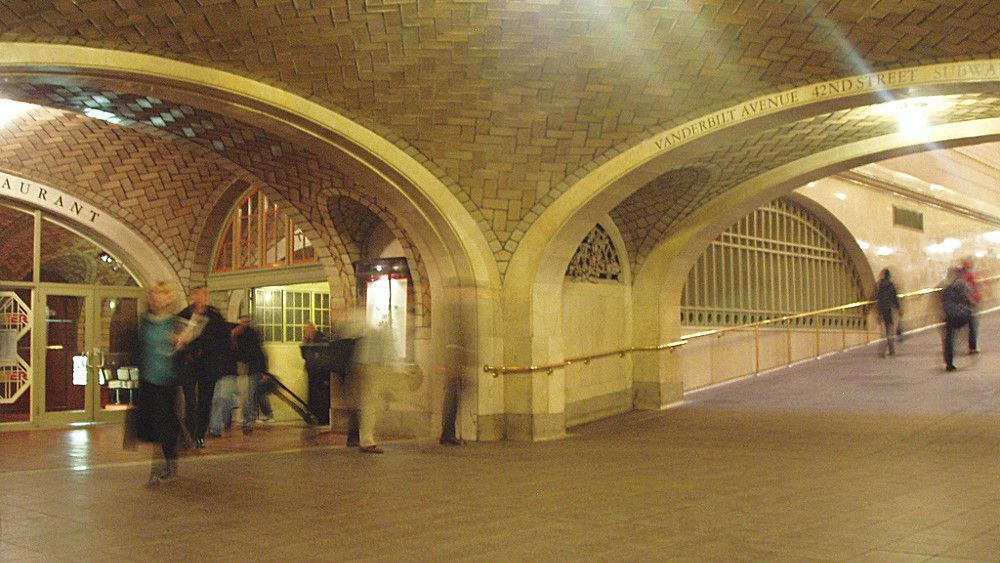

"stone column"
[502,279,567,441]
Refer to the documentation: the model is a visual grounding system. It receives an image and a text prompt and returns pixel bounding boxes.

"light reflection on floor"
[0,423,348,474]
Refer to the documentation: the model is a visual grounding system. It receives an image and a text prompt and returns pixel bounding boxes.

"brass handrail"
[483,274,997,376]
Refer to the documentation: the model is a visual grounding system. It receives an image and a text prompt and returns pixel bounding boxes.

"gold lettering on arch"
[649,60,1000,155]
[0,172,102,224]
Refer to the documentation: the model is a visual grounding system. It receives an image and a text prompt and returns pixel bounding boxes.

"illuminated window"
[284,290,312,342]
[213,189,316,272]
[681,198,865,328]
[252,286,331,343]
[253,288,283,342]
[312,293,331,329]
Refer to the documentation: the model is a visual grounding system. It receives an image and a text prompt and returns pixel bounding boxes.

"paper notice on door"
[73,355,88,386]
[0,329,17,364]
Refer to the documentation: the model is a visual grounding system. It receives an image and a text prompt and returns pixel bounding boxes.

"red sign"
[5,313,28,325]
[3,370,28,382]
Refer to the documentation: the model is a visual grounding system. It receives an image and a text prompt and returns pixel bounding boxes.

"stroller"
[260,372,319,426]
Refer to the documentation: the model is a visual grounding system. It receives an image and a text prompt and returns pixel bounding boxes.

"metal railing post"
[841,308,847,351]
[754,325,760,374]
[786,318,793,366]
[815,316,820,358]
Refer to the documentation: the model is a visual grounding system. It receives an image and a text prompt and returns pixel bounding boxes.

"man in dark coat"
[177,286,235,448]
[940,267,973,372]
[233,315,268,433]
[873,268,901,357]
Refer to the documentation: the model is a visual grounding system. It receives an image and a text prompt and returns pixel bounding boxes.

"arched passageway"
[505,62,1000,439]
[0,46,503,439]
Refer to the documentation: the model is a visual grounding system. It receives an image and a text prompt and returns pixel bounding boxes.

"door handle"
[90,347,105,368]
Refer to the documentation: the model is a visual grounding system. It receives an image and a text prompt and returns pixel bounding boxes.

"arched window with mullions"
[213,189,316,272]
[681,198,865,329]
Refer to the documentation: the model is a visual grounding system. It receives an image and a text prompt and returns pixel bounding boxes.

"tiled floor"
[3,313,1000,561]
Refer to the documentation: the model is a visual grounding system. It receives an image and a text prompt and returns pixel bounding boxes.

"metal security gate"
[0,291,31,406]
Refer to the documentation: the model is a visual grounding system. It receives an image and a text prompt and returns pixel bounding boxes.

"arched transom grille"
[565,224,623,282]
[681,199,864,328]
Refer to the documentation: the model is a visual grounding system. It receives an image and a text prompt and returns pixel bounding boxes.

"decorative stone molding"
[565,224,622,282]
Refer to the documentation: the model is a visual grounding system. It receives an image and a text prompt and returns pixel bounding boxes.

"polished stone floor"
[2,313,1000,561]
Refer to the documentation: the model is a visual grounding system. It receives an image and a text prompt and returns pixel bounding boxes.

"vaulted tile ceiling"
[1,1,999,274]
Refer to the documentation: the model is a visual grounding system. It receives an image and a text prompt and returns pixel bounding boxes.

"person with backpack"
[958,258,982,354]
[940,266,974,372]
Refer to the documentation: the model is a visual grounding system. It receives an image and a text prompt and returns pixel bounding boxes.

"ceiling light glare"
[82,108,126,125]
[875,246,895,256]
[806,182,817,188]
[834,192,847,200]
[857,240,870,251]
[928,237,963,255]
[896,102,927,139]
[0,99,31,127]
[942,238,962,250]
[975,250,987,258]
[876,96,957,141]
[983,231,1000,244]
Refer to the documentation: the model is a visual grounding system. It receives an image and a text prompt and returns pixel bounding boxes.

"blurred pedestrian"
[303,321,330,344]
[254,372,277,422]
[439,295,471,445]
[177,286,234,448]
[873,268,901,357]
[958,257,982,354]
[135,282,183,486]
[940,266,974,372]
[232,315,268,434]
[346,314,397,454]
[300,320,337,443]
[320,315,362,447]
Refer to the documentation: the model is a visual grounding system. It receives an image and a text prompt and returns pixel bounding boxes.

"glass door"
[40,292,88,422]
[92,289,143,421]
[36,287,144,424]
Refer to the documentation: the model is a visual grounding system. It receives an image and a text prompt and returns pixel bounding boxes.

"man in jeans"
[232,315,268,433]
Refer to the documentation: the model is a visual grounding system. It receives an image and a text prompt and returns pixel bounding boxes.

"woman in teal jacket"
[137,282,184,486]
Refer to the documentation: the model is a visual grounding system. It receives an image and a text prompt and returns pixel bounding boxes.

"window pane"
[0,203,35,282]
[214,219,235,272]
[39,218,138,286]
[253,288,283,342]
[237,194,260,269]
[292,226,315,263]
[264,201,286,266]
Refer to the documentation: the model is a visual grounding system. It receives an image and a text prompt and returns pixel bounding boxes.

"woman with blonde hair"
[135,282,184,486]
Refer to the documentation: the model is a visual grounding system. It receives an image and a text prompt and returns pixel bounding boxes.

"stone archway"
[503,61,1000,439]
[631,118,1000,408]
[0,44,504,439]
